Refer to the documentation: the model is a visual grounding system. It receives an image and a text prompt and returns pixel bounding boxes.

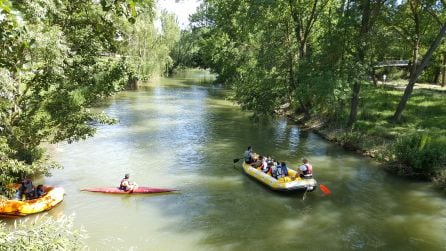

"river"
[25,71,446,250]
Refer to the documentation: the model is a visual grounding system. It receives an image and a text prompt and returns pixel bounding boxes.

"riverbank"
[290,114,387,159]
[284,81,446,193]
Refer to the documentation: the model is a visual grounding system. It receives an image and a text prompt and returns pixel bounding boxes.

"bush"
[0,214,87,250]
[393,133,446,177]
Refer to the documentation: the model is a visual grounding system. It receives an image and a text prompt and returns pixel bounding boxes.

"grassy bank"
[292,81,446,192]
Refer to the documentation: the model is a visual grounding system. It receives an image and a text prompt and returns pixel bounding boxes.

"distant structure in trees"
[371,60,409,86]
[374,60,409,68]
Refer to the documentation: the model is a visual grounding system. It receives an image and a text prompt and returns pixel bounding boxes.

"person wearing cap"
[119,174,138,191]
[296,158,313,179]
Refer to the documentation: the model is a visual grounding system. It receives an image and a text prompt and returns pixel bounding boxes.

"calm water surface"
[22,72,446,250]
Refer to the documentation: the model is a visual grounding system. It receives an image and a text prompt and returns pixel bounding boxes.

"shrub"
[0,214,87,250]
[393,133,446,177]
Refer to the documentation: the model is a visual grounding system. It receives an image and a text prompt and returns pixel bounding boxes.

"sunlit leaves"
[0,215,87,250]
[122,8,180,80]
[0,0,157,190]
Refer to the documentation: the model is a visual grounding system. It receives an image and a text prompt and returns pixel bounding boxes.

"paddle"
[302,187,310,201]
[319,184,331,195]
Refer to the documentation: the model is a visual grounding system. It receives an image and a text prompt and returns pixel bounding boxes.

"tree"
[347,0,385,127]
[391,0,446,122]
[392,23,446,122]
[0,0,155,191]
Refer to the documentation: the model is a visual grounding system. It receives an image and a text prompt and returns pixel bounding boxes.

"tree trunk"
[348,81,361,126]
[372,68,378,86]
[442,52,446,87]
[433,66,440,84]
[287,0,323,116]
[126,75,139,90]
[392,23,446,122]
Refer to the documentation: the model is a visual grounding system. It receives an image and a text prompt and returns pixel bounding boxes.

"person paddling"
[119,174,138,192]
[244,146,254,164]
[296,158,313,179]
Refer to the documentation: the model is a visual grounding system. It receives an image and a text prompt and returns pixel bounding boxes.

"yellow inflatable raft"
[242,162,317,192]
[0,186,65,217]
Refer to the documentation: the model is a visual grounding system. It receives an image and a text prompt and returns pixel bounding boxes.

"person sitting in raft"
[257,156,268,172]
[271,162,279,178]
[244,146,254,164]
[34,185,46,198]
[280,162,289,177]
[272,161,285,179]
[252,155,263,168]
[119,174,138,191]
[263,162,272,175]
[296,158,313,179]
[16,178,34,200]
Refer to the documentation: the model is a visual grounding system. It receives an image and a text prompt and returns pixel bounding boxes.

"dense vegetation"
[178,0,446,187]
[0,0,180,195]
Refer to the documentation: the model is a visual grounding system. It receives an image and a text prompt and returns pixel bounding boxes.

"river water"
[25,71,446,250]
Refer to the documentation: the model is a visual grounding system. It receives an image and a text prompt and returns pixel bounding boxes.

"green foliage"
[123,9,180,80]
[0,215,86,250]
[0,0,159,188]
[0,137,59,197]
[393,133,446,177]
[0,0,125,161]
[169,29,204,72]
[191,0,445,123]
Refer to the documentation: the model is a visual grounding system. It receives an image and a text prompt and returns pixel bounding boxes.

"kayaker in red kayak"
[119,174,138,192]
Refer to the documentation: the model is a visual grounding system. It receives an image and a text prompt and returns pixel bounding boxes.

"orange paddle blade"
[319,184,332,195]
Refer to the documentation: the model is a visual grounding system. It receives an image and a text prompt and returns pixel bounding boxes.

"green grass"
[316,81,446,185]
[358,84,446,137]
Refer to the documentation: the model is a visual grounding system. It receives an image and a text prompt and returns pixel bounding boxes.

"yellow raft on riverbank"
[0,186,65,217]
[242,162,317,192]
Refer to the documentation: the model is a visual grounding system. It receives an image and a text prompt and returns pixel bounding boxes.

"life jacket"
[260,160,268,172]
[303,163,313,176]
[119,178,129,190]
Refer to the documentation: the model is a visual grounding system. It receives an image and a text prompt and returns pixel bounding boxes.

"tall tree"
[123,8,180,87]
[393,23,446,122]
[287,0,329,116]
[0,0,156,190]
[391,0,446,122]
[347,0,385,127]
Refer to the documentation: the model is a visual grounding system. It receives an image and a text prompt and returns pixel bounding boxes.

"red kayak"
[81,187,177,194]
